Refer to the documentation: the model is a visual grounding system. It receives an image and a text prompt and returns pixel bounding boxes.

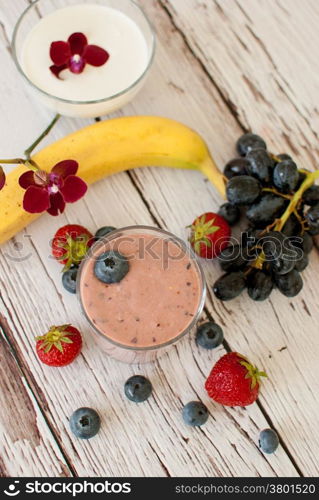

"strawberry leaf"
[194,241,202,254]
[251,378,257,389]
[55,341,63,352]
[61,337,73,344]
[205,226,220,235]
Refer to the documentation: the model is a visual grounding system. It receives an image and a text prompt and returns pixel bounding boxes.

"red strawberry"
[205,352,267,407]
[52,224,93,270]
[189,212,231,259]
[36,325,82,367]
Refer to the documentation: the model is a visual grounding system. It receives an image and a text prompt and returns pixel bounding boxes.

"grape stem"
[262,187,291,200]
[251,170,319,269]
[275,170,319,231]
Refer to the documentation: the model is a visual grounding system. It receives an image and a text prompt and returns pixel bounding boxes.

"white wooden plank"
[0,324,71,477]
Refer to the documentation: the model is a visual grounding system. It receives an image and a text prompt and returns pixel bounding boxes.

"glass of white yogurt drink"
[12,0,155,118]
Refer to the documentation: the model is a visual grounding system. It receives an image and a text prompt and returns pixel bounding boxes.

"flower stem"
[0,158,27,164]
[24,113,61,159]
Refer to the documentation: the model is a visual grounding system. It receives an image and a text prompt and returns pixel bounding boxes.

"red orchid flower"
[19,160,87,216]
[50,32,109,78]
[0,166,5,190]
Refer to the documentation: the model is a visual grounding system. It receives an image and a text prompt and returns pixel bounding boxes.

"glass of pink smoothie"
[77,226,206,363]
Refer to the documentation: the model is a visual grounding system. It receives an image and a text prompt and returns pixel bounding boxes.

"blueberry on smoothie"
[124,375,152,403]
[182,401,209,427]
[69,407,101,439]
[94,250,129,284]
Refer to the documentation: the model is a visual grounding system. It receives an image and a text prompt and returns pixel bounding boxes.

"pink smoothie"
[79,231,203,350]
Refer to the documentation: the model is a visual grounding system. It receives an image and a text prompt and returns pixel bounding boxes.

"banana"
[0,116,226,245]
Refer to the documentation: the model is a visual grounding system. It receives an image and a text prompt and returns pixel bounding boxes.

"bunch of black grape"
[214,132,319,302]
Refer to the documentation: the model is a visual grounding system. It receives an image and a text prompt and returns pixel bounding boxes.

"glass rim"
[77,225,207,352]
[11,0,156,106]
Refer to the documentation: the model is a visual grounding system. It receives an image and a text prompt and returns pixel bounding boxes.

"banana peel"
[0,116,226,245]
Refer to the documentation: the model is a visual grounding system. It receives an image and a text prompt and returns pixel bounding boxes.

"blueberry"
[236,133,267,156]
[223,158,250,179]
[95,226,117,240]
[226,175,261,206]
[94,250,129,284]
[62,267,78,294]
[124,375,152,403]
[69,407,101,439]
[182,401,209,427]
[196,321,224,349]
[218,202,240,226]
[259,428,279,454]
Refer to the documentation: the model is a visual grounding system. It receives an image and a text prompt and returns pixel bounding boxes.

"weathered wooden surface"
[0,0,318,477]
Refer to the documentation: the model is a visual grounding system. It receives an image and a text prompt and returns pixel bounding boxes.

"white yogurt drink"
[14,2,155,117]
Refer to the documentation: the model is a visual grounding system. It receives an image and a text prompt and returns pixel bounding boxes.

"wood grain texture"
[0,317,71,477]
[0,0,317,477]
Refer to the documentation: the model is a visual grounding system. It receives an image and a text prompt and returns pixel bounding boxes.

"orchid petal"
[83,44,110,67]
[19,170,37,189]
[50,63,68,78]
[0,166,5,190]
[23,186,50,214]
[68,32,88,55]
[60,175,87,203]
[50,41,71,65]
[52,160,78,178]
[47,192,66,216]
